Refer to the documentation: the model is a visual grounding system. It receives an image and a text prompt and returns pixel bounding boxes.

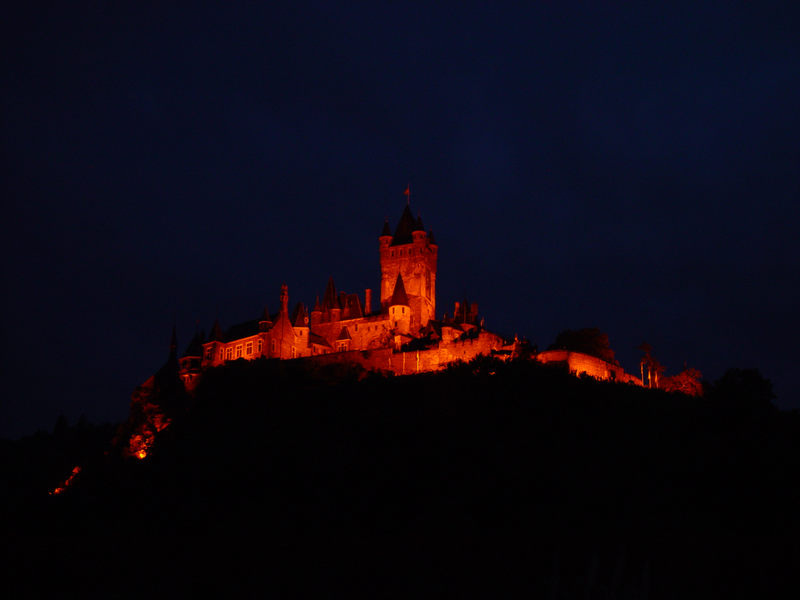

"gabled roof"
[391,205,416,246]
[389,273,410,306]
[309,332,332,348]
[224,319,261,341]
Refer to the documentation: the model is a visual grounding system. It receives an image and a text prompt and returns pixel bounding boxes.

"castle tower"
[379,204,438,330]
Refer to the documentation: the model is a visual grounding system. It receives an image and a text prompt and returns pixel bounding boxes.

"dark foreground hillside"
[4,358,800,598]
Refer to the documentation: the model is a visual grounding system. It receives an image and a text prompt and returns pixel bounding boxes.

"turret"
[412,214,426,244]
[310,296,322,326]
[291,302,309,348]
[379,219,392,249]
[322,277,340,322]
[258,305,272,331]
[388,273,411,335]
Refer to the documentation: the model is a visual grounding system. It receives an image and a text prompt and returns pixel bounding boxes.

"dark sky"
[3,2,799,438]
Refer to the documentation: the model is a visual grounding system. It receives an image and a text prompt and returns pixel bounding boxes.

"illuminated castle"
[177,203,508,385]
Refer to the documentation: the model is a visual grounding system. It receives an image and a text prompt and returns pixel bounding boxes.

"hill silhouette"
[3,357,799,598]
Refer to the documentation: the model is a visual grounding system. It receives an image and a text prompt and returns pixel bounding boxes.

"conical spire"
[210,319,224,341]
[183,330,204,358]
[391,205,416,246]
[389,273,410,306]
[380,219,392,237]
[260,304,272,323]
[291,302,308,327]
[169,324,178,360]
[413,214,425,232]
[322,277,337,309]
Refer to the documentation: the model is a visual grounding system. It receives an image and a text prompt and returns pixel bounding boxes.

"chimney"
[365,288,372,315]
[280,283,289,315]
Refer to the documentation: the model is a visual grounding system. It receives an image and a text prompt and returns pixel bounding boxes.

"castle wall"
[304,330,505,375]
[536,350,641,385]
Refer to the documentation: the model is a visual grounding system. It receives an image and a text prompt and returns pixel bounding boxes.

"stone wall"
[536,350,641,385]
[303,330,505,375]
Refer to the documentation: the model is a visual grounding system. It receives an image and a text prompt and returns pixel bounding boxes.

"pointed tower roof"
[183,330,204,358]
[391,204,416,246]
[260,304,272,323]
[336,326,352,341]
[389,273,410,306]
[322,277,338,309]
[291,302,308,327]
[413,214,425,232]
[380,219,392,237]
[208,319,225,341]
[428,230,436,245]
[169,325,178,361]
[312,295,322,312]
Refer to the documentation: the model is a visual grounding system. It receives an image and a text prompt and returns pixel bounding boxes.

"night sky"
[3,2,799,438]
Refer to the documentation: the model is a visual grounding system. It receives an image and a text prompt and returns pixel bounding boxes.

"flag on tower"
[404,185,410,197]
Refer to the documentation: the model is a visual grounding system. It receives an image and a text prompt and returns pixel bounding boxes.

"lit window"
[226,347,233,361]
[246,341,253,355]
[205,347,213,360]
[236,345,242,358]
[257,339,262,353]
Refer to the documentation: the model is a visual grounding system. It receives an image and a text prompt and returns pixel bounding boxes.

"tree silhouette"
[712,368,776,411]
[550,328,617,363]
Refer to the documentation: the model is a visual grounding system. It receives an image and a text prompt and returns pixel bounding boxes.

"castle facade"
[178,204,508,384]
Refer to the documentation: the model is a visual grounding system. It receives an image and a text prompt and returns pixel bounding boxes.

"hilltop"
[3,357,799,597]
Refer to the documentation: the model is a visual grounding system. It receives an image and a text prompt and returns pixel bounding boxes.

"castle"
[177,203,509,385]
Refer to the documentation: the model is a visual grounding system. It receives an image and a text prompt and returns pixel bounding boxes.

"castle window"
[246,341,253,355]
[271,340,276,354]
[291,346,296,358]
[226,347,233,361]
[257,339,262,353]
[236,344,243,358]
[205,347,213,360]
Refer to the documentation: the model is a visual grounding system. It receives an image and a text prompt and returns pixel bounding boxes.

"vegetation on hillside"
[2,356,797,598]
